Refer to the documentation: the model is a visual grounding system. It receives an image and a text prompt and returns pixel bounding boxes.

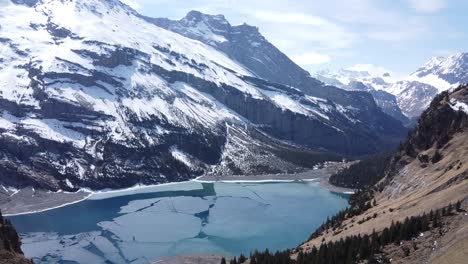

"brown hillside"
[300,86,468,263]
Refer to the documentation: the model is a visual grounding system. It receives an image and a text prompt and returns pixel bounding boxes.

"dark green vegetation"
[309,188,376,240]
[295,203,460,264]
[225,202,462,264]
[329,153,392,189]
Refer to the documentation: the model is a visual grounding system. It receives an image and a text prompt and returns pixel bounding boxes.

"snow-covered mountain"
[408,53,468,91]
[149,10,314,90]
[385,53,468,119]
[316,53,468,121]
[315,67,395,91]
[0,0,406,191]
[315,69,409,124]
[150,11,409,124]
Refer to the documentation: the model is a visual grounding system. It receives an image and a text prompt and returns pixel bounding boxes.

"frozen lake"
[9,181,348,263]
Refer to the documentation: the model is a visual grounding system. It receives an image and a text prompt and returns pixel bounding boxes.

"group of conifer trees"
[329,153,391,189]
[0,209,23,254]
[310,188,376,240]
[222,201,463,264]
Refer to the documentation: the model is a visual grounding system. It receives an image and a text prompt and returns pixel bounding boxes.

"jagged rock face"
[149,11,312,89]
[368,90,409,125]
[389,81,439,118]
[0,0,406,190]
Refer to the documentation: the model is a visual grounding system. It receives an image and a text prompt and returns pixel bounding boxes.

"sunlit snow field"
[9,181,348,264]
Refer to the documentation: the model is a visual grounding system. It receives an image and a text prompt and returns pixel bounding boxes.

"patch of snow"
[65,179,74,189]
[408,74,454,92]
[449,99,468,114]
[170,146,194,168]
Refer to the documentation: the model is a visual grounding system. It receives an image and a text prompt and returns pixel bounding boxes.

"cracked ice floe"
[214,183,269,202]
[202,196,271,239]
[98,211,202,243]
[21,232,111,264]
[119,196,213,215]
[90,235,127,264]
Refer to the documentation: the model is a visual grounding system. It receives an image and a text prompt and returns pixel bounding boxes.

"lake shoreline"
[2,162,354,216]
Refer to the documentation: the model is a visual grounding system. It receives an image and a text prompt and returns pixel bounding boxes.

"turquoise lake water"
[9,181,349,264]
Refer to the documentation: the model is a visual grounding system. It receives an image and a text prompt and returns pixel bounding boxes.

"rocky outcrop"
[0,211,31,264]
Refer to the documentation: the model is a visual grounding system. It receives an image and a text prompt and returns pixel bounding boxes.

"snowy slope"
[315,69,409,124]
[408,53,468,92]
[317,53,468,120]
[315,67,395,92]
[0,0,405,190]
[388,53,468,118]
[149,10,313,89]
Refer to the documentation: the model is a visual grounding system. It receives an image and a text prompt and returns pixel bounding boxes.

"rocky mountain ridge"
[150,11,408,132]
[316,53,468,120]
[0,0,406,191]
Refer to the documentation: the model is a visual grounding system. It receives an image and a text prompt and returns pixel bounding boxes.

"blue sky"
[122,0,468,76]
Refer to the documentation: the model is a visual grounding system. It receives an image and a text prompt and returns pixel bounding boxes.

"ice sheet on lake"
[214,183,270,203]
[117,241,174,263]
[202,196,271,238]
[91,236,127,264]
[21,232,108,264]
[89,181,204,200]
[119,196,214,215]
[17,182,349,263]
[99,211,202,243]
[167,237,227,257]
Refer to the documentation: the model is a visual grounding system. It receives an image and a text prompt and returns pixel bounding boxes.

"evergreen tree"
[220,257,226,264]
[238,254,246,263]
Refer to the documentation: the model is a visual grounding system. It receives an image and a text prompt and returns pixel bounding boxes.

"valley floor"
[198,161,354,193]
[0,188,91,216]
[0,162,353,216]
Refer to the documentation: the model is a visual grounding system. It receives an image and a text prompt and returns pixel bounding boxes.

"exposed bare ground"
[299,132,468,263]
[0,187,90,215]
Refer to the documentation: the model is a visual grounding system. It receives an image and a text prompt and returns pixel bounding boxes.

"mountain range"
[316,53,468,122]
[0,0,406,191]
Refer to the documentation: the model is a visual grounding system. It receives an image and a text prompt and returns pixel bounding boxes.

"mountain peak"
[181,10,230,26]
[411,52,468,90]
[234,23,261,34]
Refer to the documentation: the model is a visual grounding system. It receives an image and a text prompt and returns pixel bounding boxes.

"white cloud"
[407,0,447,13]
[246,10,357,51]
[253,11,330,26]
[119,0,464,73]
[290,53,331,65]
[346,64,392,75]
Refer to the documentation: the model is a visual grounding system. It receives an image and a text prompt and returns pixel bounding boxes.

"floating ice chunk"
[99,211,201,243]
